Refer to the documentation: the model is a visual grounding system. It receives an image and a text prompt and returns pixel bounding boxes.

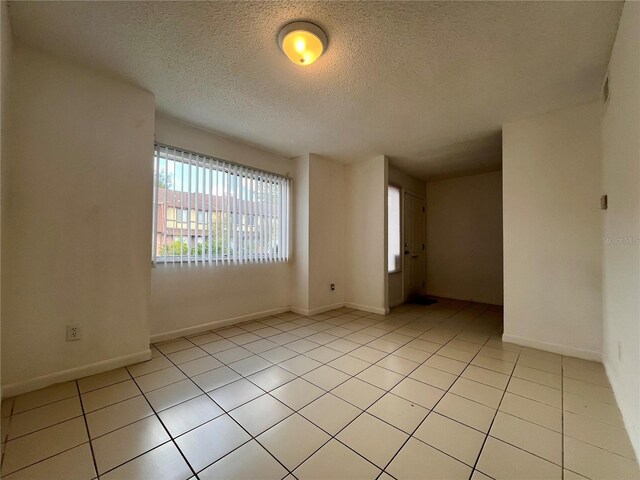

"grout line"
[5,391,79,417]
[0,441,93,478]
[4,412,86,443]
[0,404,12,470]
[79,376,135,395]
[467,339,522,479]
[156,343,295,478]
[75,381,100,480]
[1,391,104,477]
[116,367,199,479]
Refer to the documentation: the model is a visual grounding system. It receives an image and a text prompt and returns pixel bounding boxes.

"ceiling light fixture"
[278,21,327,66]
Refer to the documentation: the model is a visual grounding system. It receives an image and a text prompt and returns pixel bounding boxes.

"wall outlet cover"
[66,324,82,342]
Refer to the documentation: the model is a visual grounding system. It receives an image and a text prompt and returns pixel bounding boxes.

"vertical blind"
[152,144,290,265]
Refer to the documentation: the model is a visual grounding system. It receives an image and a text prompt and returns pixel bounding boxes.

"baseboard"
[502,333,602,361]
[152,302,386,343]
[290,306,313,316]
[150,306,290,343]
[344,302,389,315]
[291,302,346,317]
[2,349,152,399]
[426,291,503,307]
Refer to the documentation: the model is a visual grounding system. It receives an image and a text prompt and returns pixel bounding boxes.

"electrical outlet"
[330,283,336,291]
[66,324,82,342]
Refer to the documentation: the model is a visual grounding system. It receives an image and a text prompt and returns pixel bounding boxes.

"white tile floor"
[1,299,639,479]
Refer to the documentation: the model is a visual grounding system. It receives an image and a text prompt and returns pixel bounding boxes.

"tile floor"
[1,299,639,479]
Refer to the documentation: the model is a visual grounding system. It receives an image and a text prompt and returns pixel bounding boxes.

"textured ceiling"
[8,1,622,179]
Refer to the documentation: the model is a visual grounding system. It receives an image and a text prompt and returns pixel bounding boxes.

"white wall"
[308,154,346,312]
[426,171,503,305]
[503,102,602,360]
[345,155,388,314]
[601,1,640,459]
[388,165,426,307]
[2,47,154,395]
[151,114,294,339]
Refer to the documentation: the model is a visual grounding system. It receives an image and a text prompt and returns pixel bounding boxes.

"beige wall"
[308,154,346,312]
[389,165,425,198]
[345,155,388,314]
[2,47,154,395]
[426,171,503,305]
[388,165,426,307]
[503,102,602,360]
[151,114,293,339]
[293,153,381,315]
[290,154,309,312]
[0,0,12,399]
[601,1,640,459]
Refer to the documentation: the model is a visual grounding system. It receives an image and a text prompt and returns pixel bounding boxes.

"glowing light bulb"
[279,23,327,66]
[294,37,306,53]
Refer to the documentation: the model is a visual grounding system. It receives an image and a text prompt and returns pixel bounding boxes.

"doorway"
[403,192,426,301]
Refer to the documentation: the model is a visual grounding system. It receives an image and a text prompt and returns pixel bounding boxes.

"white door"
[403,193,426,300]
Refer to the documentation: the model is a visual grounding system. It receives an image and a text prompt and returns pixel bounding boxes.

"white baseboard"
[290,306,313,316]
[344,302,389,315]
[154,302,386,343]
[291,303,346,317]
[2,349,152,399]
[502,333,602,361]
[150,306,290,343]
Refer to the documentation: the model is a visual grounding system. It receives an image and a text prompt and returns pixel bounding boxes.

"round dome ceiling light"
[278,21,327,66]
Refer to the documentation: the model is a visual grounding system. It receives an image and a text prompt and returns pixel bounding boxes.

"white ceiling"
[8,1,622,180]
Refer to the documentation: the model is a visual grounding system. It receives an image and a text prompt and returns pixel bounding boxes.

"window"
[197,211,208,224]
[171,208,188,224]
[152,144,290,265]
[388,185,401,273]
